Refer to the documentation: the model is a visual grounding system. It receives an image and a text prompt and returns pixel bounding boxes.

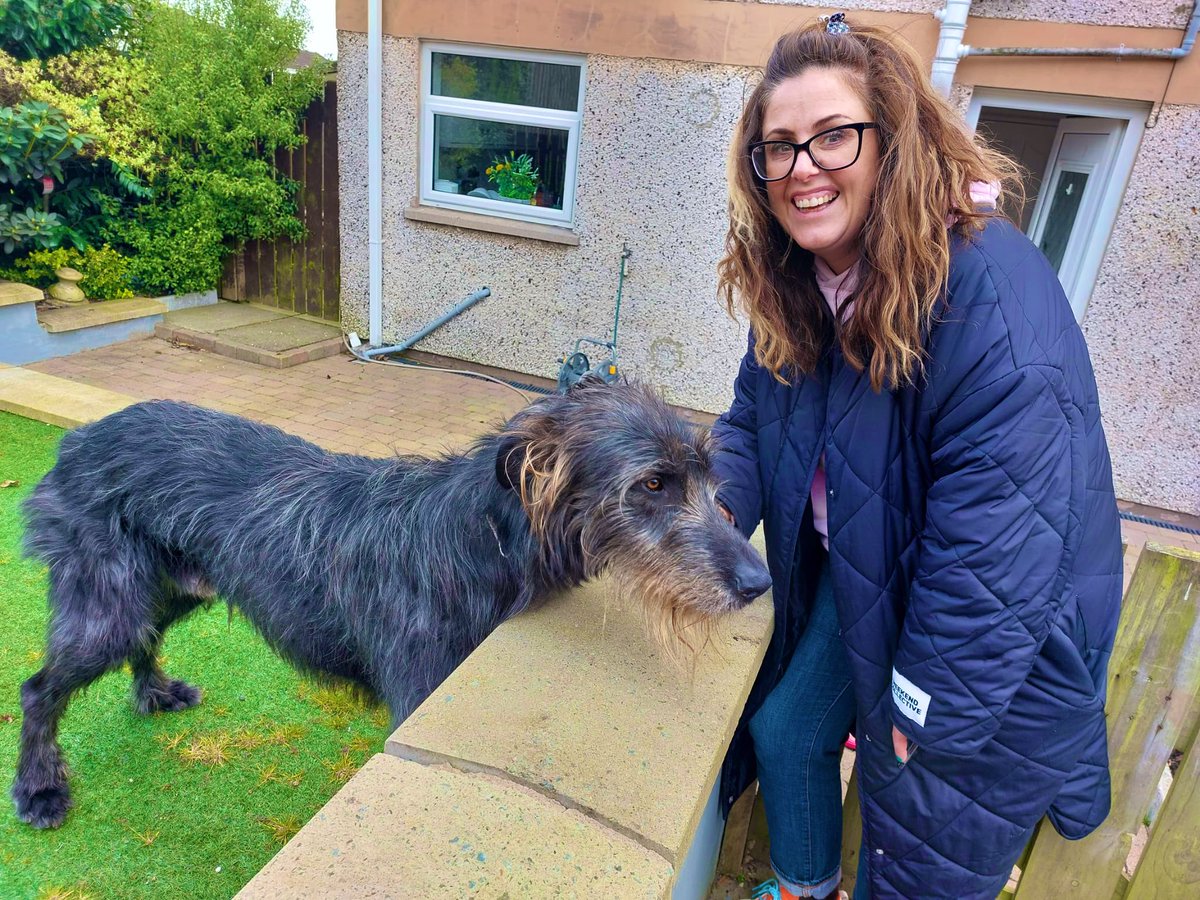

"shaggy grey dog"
[13,380,770,828]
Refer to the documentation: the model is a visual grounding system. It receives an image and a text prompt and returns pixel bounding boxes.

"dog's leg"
[130,589,207,714]
[13,649,119,828]
[13,546,159,828]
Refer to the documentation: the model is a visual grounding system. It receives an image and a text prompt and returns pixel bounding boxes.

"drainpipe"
[367,0,383,346]
[961,1,1199,60]
[361,287,491,358]
[931,0,973,98]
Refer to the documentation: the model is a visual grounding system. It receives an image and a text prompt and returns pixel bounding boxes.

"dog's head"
[495,379,771,651]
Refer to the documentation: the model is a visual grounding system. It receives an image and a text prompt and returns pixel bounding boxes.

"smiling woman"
[711,14,1122,900]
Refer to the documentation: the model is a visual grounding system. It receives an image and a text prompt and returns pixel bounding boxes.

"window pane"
[432,115,570,211]
[431,52,580,112]
[1039,170,1088,272]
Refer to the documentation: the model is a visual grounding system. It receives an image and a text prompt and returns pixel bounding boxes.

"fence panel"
[1015,544,1200,898]
[221,78,339,322]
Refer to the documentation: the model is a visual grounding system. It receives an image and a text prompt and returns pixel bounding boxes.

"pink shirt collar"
[810,180,1000,318]
[814,255,860,317]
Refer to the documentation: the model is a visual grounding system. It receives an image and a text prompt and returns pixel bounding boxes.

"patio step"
[156,301,345,369]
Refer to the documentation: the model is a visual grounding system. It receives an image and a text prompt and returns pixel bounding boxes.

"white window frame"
[966,89,1148,322]
[420,42,586,228]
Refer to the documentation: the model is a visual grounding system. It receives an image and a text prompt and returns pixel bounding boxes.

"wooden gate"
[221,77,340,322]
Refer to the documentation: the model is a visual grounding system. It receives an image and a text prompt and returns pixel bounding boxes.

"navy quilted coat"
[713,219,1123,897]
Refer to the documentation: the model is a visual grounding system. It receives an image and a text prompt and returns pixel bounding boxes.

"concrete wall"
[1082,103,1200,516]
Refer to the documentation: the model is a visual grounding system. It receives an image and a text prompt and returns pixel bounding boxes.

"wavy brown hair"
[719,19,1023,390]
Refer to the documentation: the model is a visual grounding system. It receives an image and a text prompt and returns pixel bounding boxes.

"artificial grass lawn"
[0,411,390,899]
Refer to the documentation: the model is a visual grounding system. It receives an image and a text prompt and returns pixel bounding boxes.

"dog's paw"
[13,780,71,829]
[136,679,203,714]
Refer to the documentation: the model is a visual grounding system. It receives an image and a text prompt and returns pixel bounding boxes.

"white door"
[1026,117,1123,319]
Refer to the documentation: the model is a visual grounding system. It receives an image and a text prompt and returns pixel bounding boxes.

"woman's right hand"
[717,502,736,526]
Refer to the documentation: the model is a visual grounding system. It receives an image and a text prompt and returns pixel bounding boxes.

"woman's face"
[760,67,880,275]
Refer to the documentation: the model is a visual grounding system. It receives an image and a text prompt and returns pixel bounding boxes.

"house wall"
[1081,103,1200,516]
[338,33,754,411]
[336,1,1199,514]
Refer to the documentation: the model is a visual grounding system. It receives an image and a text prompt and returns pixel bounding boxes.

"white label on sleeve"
[891,668,930,728]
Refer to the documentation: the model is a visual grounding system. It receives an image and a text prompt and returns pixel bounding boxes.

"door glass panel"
[1039,170,1088,272]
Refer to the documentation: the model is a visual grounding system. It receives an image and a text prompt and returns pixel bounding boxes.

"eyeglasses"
[749,123,879,181]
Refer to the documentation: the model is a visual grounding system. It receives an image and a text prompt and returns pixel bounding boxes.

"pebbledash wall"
[335,0,1199,516]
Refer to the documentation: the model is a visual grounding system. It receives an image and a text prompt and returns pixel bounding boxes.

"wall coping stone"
[237,753,675,898]
[0,364,135,428]
[38,296,168,333]
[386,555,772,884]
[0,281,43,308]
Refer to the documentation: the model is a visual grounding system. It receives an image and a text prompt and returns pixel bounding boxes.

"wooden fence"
[221,77,340,322]
[722,542,1200,898]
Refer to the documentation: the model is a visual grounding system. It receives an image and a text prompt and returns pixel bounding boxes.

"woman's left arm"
[890,362,1080,757]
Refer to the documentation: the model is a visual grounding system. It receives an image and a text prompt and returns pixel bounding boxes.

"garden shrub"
[0,101,96,253]
[0,0,132,61]
[10,245,134,299]
[0,0,325,297]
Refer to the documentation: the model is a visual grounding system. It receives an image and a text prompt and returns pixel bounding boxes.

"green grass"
[0,412,390,899]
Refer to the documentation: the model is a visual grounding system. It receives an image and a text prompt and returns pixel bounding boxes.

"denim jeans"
[749,561,856,898]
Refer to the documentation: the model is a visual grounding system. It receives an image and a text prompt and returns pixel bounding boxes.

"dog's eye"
[642,477,664,492]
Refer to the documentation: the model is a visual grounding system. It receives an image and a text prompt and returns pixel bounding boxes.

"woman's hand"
[717,502,736,526]
[892,725,913,765]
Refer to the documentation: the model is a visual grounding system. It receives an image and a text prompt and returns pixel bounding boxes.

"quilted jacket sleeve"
[890,362,1080,756]
[711,332,764,539]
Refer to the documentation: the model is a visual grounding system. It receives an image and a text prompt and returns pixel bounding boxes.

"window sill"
[403,204,580,246]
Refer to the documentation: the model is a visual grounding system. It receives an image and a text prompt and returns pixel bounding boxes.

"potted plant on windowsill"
[486,151,539,204]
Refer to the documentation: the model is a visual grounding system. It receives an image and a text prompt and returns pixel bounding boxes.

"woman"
[712,16,1123,900]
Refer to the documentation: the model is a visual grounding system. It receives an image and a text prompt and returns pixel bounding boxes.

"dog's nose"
[734,562,772,604]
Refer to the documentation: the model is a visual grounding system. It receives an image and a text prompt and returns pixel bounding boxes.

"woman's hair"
[718,19,1023,390]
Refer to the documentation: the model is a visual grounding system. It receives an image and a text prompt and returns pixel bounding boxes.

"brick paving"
[25,334,1200,579]
[28,335,530,459]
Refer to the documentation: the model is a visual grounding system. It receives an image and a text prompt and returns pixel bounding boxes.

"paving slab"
[219,315,342,352]
[0,363,135,427]
[386,569,774,868]
[235,753,673,900]
[163,301,287,332]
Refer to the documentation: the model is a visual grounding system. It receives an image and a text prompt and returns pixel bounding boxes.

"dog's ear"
[493,402,574,538]
[494,432,524,491]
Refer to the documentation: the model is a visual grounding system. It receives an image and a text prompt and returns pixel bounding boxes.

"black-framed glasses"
[749,122,879,181]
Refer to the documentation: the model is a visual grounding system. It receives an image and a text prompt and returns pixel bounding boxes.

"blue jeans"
[749,561,856,898]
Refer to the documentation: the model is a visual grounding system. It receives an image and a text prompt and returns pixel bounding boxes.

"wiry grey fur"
[13,379,771,828]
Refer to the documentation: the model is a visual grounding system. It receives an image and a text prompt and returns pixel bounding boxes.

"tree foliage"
[0,0,327,296]
[0,0,132,60]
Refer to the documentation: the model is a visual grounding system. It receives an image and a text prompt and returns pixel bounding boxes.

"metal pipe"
[962,1,1199,60]
[931,0,972,97]
[361,287,491,358]
[367,0,383,346]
